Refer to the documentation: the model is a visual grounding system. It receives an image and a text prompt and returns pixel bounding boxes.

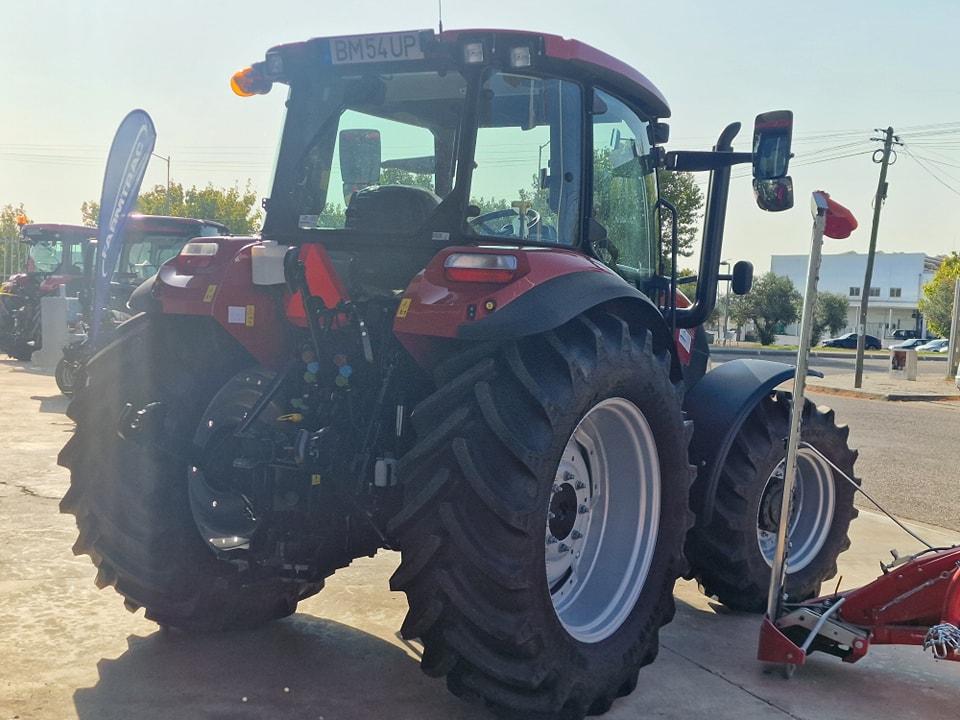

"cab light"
[444,253,518,283]
[462,41,484,64]
[175,241,220,272]
[231,65,272,97]
[509,46,532,68]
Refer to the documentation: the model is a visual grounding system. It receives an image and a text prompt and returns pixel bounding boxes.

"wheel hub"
[547,478,580,543]
[756,449,837,573]
[545,398,661,644]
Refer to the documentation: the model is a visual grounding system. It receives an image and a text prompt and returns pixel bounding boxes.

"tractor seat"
[344,185,440,234]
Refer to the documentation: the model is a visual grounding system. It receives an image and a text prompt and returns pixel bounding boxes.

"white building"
[769,251,942,338]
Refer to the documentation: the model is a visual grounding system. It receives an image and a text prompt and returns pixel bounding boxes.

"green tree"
[727,290,752,341]
[80,201,98,227]
[657,169,704,271]
[82,181,263,235]
[380,168,434,191]
[731,272,801,346]
[1,203,30,277]
[136,181,262,234]
[920,252,960,338]
[318,203,346,229]
[812,291,850,344]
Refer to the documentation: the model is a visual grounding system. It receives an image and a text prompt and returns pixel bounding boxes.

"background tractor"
[54,214,230,394]
[0,222,91,360]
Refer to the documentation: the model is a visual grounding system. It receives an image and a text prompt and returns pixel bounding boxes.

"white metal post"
[766,196,828,619]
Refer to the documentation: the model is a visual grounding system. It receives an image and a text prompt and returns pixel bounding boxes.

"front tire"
[55,357,78,395]
[685,391,859,612]
[389,312,692,719]
[58,314,318,630]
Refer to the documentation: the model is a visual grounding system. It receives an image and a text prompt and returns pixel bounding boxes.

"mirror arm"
[670,123,740,329]
[664,150,752,172]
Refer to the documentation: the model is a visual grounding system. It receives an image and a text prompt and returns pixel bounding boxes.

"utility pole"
[151,152,171,215]
[947,278,960,380]
[854,127,900,388]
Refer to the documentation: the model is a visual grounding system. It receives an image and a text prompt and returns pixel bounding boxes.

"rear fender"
[392,246,677,374]
[150,237,288,369]
[682,359,798,524]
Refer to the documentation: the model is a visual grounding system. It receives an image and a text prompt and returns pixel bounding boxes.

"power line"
[900,145,960,196]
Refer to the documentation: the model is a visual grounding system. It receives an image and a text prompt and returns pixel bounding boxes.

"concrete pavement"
[1,357,957,720]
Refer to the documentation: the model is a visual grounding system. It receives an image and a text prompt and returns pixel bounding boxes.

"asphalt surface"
[1,356,957,720]
[712,345,960,401]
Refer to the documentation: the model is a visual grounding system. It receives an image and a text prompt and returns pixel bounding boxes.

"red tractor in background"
[0,222,91,360]
[59,29,859,719]
[54,214,230,394]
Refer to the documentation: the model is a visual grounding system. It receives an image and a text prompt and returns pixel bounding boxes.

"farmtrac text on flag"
[92,110,156,340]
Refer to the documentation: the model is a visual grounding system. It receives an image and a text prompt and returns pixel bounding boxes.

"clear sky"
[3,0,959,274]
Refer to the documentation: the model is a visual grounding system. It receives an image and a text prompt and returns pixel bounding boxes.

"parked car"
[890,338,928,350]
[889,329,920,341]
[822,332,882,350]
[915,338,949,352]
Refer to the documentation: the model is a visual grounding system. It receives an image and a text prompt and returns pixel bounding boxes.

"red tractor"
[59,29,859,719]
[0,222,92,360]
[54,214,231,394]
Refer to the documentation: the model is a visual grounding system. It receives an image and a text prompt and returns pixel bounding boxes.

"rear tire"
[685,391,859,612]
[58,314,319,630]
[389,312,692,719]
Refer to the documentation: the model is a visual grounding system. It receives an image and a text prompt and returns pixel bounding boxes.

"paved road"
[714,347,960,532]
[807,393,960,532]
[716,345,953,377]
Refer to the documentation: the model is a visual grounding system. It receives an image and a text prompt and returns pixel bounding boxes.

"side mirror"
[753,110,792,179]
[339,129,382,203]
[731,260,754,295]
[753,110,794,211]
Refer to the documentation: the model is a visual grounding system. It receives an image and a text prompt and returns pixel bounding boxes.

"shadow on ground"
[72,614,493,720]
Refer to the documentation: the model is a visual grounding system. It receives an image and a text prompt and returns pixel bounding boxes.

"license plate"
[328,31,426,65]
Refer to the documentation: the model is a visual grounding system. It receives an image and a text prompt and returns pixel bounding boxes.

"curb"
[806,384,960,402]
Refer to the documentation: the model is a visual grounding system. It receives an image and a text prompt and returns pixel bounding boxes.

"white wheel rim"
[546,398,661,643]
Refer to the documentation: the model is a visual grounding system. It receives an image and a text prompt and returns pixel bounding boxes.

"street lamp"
[151,152,171,215]
[719,259,731,345]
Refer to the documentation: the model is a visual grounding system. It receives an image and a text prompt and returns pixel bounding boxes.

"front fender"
[682,359,799,524]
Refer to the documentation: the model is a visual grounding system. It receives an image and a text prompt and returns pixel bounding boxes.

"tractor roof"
[18,223,93,245]
[262,28,671,119]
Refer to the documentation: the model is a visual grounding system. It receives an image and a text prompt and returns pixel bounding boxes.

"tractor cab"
[233,29,792,311]
[13,223,93,297]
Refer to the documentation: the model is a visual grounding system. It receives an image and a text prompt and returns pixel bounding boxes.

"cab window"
[590,90,659,282]
[467,72,581,244]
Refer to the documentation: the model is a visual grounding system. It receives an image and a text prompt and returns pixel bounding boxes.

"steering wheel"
[469,207,541,238]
